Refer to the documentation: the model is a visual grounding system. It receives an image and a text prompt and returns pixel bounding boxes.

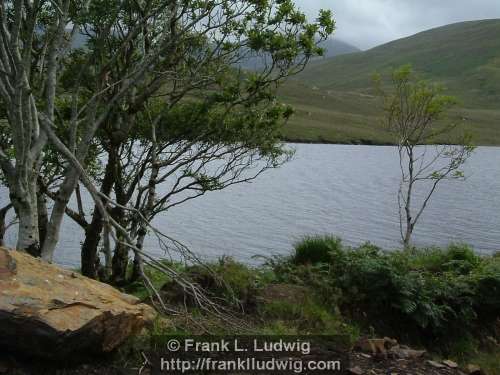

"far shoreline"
[283,137,394,146]
[282,138,500,147]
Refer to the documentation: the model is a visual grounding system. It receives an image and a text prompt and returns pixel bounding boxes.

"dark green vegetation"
[124,237,500,374]
[280,19,500,145]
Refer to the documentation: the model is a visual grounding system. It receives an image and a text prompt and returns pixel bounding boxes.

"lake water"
[1,144,499,267]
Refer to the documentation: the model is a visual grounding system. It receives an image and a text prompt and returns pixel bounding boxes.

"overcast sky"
[293,0,500,50]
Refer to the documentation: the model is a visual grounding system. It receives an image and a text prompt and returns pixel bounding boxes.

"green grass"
[292,235,343,265]
[279,19,500,145]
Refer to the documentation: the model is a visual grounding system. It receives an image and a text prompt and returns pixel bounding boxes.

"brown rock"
[443,360,459,368]
[356,338,389,357]
[465,364,482,375]
[0,248,156,361]
[383,337,398,347]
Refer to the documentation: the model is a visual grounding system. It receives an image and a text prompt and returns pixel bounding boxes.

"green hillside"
[280,19,500,145]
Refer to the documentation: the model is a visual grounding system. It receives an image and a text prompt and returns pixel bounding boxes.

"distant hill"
[238,38,359,71]
[280,19,500,145]
[318,38,361,59]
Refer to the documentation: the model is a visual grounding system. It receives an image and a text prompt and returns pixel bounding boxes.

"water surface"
[1,144,499,267]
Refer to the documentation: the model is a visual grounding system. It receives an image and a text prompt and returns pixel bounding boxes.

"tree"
[58,0,334,281]
[375,65,475,247]
[0,0,335,284]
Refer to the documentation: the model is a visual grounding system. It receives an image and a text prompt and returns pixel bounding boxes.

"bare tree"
[375,65,475,247]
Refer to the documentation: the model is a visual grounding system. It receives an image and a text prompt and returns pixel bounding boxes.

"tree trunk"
[402,147,415,249]
[131,160,159,282]
[131,123,160,282]
[37,188,49,252]
[41,169,83,261]
[110,161,130,284]
[81,217,103,279]
[131,227,147,282]
[11,178,41,256]
[80,151,116,278]
[111,241,129,284]
[0,204,13,248]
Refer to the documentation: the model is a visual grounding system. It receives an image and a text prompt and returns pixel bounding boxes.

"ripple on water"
[0,144,499,267]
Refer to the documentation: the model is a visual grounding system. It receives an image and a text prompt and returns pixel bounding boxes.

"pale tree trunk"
[41,169,81,261]
[131,128,159,282]
[0,1,71,255]
[0,204,13,247]
[402,146,415,248]
[12,177,41,255]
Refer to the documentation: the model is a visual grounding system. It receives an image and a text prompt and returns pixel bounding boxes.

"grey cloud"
[293,0,500,49]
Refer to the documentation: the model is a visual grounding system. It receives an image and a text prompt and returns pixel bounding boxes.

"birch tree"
[56,0,333,280]
[0,1,73,254]
[0,0,334,276]
[375,65,475,247]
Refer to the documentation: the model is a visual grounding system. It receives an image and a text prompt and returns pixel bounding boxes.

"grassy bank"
[278,81,500,146]
[121,237,500,374]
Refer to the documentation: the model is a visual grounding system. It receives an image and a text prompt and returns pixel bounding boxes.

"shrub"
[292,235,343,265]
[471,256,500,318]
[273,237,500,345]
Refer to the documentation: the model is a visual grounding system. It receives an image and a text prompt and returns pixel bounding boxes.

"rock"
[465,364,482,375]
[443,360,459,368]
[0,248,156,361]
[348,366,364,375]
[427,360,446,368]
[383,337,398,347]
[357,338,388,357]
[356,337,399,358]
[388,345,426,359]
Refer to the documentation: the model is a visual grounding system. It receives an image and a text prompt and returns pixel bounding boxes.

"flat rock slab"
[0,248,156,361]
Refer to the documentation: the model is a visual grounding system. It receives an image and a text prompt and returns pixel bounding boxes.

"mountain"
[318,38,360,59]
[238,38,359,71]
[280,19,500,145]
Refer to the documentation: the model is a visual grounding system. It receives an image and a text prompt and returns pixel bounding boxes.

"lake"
[1,144,499,267]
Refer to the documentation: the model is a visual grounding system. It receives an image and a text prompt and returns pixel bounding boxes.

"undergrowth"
[122,237,500,371]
